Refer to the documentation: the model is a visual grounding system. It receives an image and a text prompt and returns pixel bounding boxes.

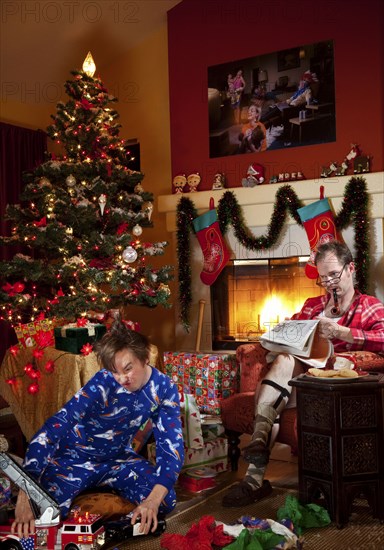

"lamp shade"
[258,69,268,82]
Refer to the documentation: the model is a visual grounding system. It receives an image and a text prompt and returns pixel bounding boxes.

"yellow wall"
[93,26,178,355]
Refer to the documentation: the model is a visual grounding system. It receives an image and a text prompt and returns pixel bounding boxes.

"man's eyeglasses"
[316,264,348,287]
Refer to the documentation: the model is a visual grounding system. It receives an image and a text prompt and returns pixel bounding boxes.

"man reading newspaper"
[222,241,384,507]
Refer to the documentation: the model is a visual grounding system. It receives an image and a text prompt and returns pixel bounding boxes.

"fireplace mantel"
[158,172,384,231]
[158,172,384,351]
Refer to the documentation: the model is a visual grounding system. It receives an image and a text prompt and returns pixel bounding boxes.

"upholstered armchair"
[220,342,384,471]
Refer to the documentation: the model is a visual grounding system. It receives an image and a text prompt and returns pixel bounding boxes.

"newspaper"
[260,320,332,368]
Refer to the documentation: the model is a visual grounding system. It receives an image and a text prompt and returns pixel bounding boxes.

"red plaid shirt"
[292,291,384,354]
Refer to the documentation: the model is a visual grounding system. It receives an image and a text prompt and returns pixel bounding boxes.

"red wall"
[167,0,383,192]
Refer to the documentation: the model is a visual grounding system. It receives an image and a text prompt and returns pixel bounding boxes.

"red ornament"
[2,281,25,296]
[33,216,47,227]
[6,377,16,385]
[117,222,129,235]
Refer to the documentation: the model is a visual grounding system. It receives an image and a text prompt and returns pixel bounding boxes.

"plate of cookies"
[304,368,370,381]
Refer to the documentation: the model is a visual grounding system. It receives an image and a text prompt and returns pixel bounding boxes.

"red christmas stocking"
[297,197,341,279]
[192,199,230,285]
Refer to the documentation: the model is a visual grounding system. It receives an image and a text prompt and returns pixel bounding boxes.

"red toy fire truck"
[0,451,105,549]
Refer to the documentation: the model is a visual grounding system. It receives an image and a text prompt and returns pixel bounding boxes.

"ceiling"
[0,1,181,95]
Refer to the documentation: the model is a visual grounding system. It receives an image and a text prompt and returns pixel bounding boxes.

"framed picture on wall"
[277,48,300,71]
[207,40,336,159]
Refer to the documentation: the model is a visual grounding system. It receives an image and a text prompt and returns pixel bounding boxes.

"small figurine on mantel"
[242,163,265,187]
[212,172,226,190]
[173,174,187,194]
[354,155,370,174]
[321,144,362,178]
[187,172,201,192]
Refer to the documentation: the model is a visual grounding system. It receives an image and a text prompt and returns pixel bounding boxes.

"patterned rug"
[105,483,384,550]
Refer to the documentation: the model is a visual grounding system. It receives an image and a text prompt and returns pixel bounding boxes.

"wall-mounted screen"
[207,40,335,158]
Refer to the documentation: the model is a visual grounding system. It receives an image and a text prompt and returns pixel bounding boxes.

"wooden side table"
[289,113,332,143]
[289,373,384,528]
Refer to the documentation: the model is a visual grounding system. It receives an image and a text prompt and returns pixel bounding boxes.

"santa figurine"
[242,163,265,187]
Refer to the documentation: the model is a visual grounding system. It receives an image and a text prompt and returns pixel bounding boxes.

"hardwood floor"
[173,439,298,512]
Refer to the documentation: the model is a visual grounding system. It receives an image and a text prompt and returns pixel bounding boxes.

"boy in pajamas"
[12,317,184,537]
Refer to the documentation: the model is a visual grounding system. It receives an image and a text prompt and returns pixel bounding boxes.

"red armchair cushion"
[340,351,384,372]
[236,343,269,392]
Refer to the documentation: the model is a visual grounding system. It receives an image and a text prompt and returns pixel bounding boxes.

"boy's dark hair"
[314,241,353,265]
[95,314,150,372]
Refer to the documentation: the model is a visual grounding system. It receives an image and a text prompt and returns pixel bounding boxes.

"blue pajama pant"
[39,453,177,517]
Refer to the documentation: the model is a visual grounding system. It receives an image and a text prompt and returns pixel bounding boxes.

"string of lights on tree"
[0,53,173,327]
[177,177,369,331]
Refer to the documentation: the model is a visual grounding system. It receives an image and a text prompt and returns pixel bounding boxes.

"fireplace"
[211,256,321,350]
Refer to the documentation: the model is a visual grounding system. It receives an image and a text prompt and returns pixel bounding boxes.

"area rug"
[105,484,384,550]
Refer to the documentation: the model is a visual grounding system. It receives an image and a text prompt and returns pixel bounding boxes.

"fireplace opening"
[211,256,322,350]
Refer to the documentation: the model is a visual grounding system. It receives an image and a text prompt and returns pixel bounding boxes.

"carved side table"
[289,373,384,528]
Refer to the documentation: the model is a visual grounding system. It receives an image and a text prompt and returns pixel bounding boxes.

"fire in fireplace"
[211,256,322,350]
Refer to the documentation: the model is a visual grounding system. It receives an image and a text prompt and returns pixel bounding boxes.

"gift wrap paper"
[14,319,54,348]
[164,352,239,414]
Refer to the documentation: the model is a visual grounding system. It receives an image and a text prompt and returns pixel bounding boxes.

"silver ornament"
[122,246,138,263]
[132,224,143,236]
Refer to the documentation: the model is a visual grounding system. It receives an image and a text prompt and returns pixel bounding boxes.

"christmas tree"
[0,54,173,327]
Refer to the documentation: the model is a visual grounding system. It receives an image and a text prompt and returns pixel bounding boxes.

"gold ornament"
[39,177,51,188]
[66,174,76,187]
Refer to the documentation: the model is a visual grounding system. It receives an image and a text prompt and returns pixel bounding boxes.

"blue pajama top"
[23,367,184,492]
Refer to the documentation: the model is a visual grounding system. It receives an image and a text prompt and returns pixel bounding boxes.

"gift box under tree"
[54,322,107,354]
[164,352,239,414]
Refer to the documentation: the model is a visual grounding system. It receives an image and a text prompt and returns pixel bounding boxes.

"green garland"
[177,177,370,331]
[176,197,198,331]
[333,176,370,293]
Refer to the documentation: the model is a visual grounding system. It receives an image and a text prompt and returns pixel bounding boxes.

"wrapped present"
[182,436,228,472]
[201,422,225,441]
[54,322,106,354]
[180,393,204,449]
[14,319,54,348]
[147,437,228,473]
[178,469,216,493]
[164,352,239,414]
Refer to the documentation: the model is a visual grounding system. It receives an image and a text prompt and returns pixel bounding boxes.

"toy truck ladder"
[0,452,61,526]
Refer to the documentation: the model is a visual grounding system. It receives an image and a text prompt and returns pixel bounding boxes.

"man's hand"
[317,317,353,343]
[11,489,35,539]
